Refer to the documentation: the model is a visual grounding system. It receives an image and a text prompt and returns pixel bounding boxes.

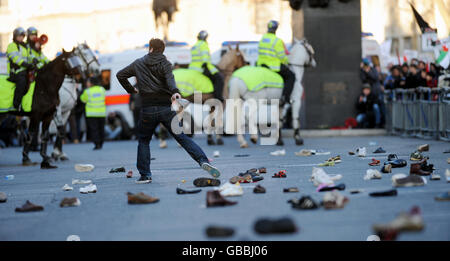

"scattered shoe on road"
[372,206,424,241]
[369,158,381,166]
[369,189,398,197]
[317,183,346,192]
[357,147,367,157]
[270,149,286,156]
[253,185,266,194]
[194,177,221,187]
[15,200,44,212]
[272,170,287,178]
[435,192,450,201]
[79,184,97,194]
[135,176,152,184]
[62,184,73,191]
[126,170,133,178]
[127,192,159,204]
[322,191,349,210]
[109,167,126,173]
[364,169,382,180]
[205,226,235,238]
[0,192,7,203]
[206,190,237,207]
[392,175,425,187]
[410,162,431,176]
[381,164,392,173]
[310,167,342,186]
[289,196,319,210]
[417,144,429,152]
[176,188,202,194]
[283,187,299,193]
[74,164,95,172]
[295,149,312,156]
[218,182,243,197]
[60,197,81,207]
[254,217,298,234]
[373,147,386,153]
[72,179,92,185]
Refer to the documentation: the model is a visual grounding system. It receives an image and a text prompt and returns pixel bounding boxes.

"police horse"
[0,48,86,168]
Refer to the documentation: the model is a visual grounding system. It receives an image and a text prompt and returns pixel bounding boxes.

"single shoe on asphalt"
[327,155,341,163]
[126,170,133,178]
[176,188,202,194]
[419,159,434,172]
[135,176,152,184]
[446,169,450,182]
[317,183,346,192]
[15,200,44,212]
[391,173,407,181]
[373,206,424,240]
[348,151,356,155]
[430,173,441,180]
[254,217,298,234]
[369,189,398,197]
[289,196,320,210]
[322,191,349,210]
[283,187,299,193]
[448,158,450,164]
[369,158,381,166]
[270,149,286,156]
[72,179,92,185]
[410,162,431,176]
[127,192,159,204]
[218,182,244,197]
[387,154,398,161]
[60,197,81,207]
[206,190,237,207]
[252,176,264,182]
[384,159,407,168]
[272,170,287,178]
[194,177,221,187]
[253,185,266,194]
[310,167,342,186]
[356,147,367,157]
[381,164,392,173]
[0,192,7,203]
[350,189,364,194]
[311,150,331,156]
[295,149,312,156]
[417,144,429,152]
[74,164,95,172]
[410,151,425,161]
[393,175,425,187]
[109,167,126,173]
[79,184,97,194]
[229,176,247,184]
[213,150,220,158]
[62,184,73,191]
[257,167,267,174]
[318,160,335,167]
[205,226,235,238]
[201,162,221,178]
[373,147,386,154]
[364,169,382,180]
[435,192,450,201]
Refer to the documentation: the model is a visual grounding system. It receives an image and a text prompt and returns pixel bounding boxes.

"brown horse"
[217,45,246,100]
[152,0,178,40]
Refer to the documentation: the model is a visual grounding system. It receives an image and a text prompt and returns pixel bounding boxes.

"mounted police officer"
[6,27,36,111]
[26,27,49,70]
[189,30,224,102]
[256,20,295,106]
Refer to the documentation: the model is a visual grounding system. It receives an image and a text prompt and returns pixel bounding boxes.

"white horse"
[227,38,316,148]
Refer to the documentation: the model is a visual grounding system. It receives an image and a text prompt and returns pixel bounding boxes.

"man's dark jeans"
[137,105,209,177]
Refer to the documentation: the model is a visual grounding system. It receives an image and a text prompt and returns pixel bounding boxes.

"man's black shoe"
[176,188,201,194]
[135,176,152,184]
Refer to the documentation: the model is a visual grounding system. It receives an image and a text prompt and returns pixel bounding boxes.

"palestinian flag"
[436,47,449,69]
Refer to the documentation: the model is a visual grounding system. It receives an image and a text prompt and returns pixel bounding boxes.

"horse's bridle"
[289,40,314,68]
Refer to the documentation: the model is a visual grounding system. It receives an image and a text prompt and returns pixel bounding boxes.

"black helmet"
[13,27,26,39]
[267,20,279,33]
[27,26,38,36]
[197,30,208,41]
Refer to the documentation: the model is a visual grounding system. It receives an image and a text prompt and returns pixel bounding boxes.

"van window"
[101,69,111,90]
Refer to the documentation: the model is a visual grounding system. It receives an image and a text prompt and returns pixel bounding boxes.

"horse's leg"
[40,114,57,169]
[22,116,39,166]
[228,77,247,148]
[206,107,216,146]
[291,81,304,146]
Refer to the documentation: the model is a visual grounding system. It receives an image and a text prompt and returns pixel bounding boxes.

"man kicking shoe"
[116,38,220,184]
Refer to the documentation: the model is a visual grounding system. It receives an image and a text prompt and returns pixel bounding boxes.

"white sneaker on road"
[74,164,95,172]
[79,184,97,194]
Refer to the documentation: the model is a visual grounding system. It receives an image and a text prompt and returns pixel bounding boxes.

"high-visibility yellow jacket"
[173,68,214,97]
[28,45,50,70]
[256,33,289,72]
[232,66,283,92]
[80,85,106,118]
[6,42,30,75]
[189,40,218,75]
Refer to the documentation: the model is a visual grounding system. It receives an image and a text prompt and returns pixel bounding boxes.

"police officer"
[189,30,224,102]
[26,27,49,70]
[256,20,295,106]
[6,27,35,111]
[80,76,106,150]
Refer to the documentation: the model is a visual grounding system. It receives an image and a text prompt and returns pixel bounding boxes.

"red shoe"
[126,170,133,178]
[272,170,287,178]
[369,158,380,166]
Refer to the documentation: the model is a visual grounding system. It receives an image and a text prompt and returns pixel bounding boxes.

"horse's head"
[289,38,317,68]
[74,42,101,78]
[217,45,246,74]
[59,48,85,78]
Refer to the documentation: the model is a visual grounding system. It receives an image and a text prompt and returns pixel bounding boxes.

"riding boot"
[22,131,33,165]
[294,128,304,146]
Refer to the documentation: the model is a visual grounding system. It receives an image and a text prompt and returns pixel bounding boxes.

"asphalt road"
[0,135,449,241]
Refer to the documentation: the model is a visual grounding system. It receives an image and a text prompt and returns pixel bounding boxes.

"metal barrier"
[384,86,450,141]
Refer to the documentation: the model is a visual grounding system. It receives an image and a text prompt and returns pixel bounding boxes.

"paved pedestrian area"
[0,135,449,241]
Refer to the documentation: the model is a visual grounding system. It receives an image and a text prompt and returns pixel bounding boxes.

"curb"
[282,129,387,138]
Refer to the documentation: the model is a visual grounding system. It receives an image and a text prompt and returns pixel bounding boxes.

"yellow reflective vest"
[232,66,283,92]
[256,33,288,72]
[189,40,218,74]
[28,44,50,70]
[80,86,106,118]
[173,68,214,97]
[6,42,30,75]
